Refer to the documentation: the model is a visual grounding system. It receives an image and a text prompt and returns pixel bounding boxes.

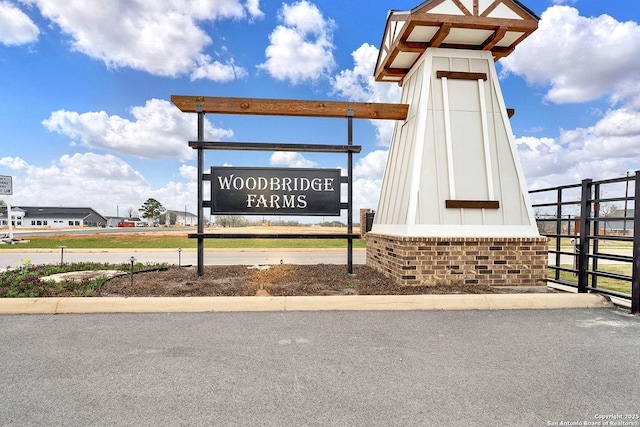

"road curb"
[0,293,612,314]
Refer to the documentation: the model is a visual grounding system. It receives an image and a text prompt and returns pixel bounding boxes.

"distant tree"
[597,202,619,218]
[160,211,177,226]
[534,209,557,235]
[139,198,165,226]
[319,220,346,227]
[126,207,136,218]
[214,215,248,227]
[596,202,623,234]
[267,219,302,227]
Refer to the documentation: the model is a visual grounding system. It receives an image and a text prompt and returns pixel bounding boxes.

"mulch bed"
[99,264,550,297]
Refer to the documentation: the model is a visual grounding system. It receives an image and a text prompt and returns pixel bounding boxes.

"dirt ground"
[99,264,550,297]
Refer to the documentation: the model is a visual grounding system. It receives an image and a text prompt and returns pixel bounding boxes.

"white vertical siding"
[372,48,538,237]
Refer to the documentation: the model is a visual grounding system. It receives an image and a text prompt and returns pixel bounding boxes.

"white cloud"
[41,99,234,161]
[179,164,197,181]
[1,153,147,209]
[244,0,263,20]
[332,44,400,104]
[258,0,335,84]
[21,0,262,80]
[0,156,29,170]
[517,108,640,189]
[0,1,39,45]
[190,56,247,82]
[500,6,640,106]
[354,150,387,180]
[331,43,401,146]
[1,153,199,216]
[269,152,317,168]
[352,150,389,212]
[498,6,640,191]
[353,176,383,212]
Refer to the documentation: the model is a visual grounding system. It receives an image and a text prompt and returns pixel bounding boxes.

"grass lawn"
[546,236,633,250]
[550,264,632,295]
[2,232,367,250]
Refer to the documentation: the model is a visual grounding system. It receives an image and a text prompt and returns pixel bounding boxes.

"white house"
[0,206,107,228]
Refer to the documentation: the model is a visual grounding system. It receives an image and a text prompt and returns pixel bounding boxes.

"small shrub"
[0,262,164,298]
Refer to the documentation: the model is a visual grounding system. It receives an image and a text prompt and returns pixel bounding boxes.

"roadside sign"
[210,167,341,216]
[0,175,12,195]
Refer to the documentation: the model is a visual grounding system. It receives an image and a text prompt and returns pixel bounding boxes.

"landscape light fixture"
[128,256,137,287]
[177,248,182,268]
[58,245,66,265]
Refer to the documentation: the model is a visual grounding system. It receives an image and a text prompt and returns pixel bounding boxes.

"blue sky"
[1,0,640,221]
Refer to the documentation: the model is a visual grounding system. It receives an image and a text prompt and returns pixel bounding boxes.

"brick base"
[365,233,548,287]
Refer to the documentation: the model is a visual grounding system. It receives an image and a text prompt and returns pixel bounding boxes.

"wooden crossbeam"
[171,95,408,120]
[188,141,361,153]
[436,71,488,81]
[188,233,361,239]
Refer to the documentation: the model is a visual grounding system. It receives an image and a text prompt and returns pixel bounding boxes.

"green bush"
[0,261,150,298]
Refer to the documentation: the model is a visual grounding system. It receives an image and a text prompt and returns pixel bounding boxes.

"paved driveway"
[1,308,638,426]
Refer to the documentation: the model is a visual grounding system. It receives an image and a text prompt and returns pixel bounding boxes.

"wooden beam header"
[436,71,488,81]
[445,200,500,209]
[171,95,408,121]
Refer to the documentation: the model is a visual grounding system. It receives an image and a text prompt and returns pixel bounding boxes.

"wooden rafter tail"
[171,95,408,121]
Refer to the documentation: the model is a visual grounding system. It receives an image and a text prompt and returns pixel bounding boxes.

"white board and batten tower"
[366,0,548,287]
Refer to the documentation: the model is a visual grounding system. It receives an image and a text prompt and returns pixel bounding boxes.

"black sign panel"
[211,167,341,216]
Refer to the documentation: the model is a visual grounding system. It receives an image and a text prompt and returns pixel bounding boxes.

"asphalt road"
[1,308,638,426]
[0,248,364,269]
[1,247,631,271]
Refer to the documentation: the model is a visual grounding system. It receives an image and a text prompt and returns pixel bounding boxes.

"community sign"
[211,167,341,216]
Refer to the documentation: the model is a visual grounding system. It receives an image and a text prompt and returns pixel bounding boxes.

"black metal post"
[578,178,592,293]
[555,188,562,280]
[592,183,601,289]
[347,108,354,275]
[197,104,205,277]
[59,245,66,266]
[129,256,136,287]
[631,171,640,314]
[624,171,630,234]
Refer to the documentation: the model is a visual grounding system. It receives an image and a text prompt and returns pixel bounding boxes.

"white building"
[0,206,107,228]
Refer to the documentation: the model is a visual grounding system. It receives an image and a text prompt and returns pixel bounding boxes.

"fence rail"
[529,172,639,314]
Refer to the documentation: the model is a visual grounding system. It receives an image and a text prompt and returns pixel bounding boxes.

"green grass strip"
[3,235,367,249]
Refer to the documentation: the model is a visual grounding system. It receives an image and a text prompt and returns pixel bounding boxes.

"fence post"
[196,105,205,277]
[578,179,592,293]
[631,171,640,314]
[346,108,354,275]
[555,188,562,281]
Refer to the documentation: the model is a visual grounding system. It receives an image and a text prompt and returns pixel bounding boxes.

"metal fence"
[529,172,639,314]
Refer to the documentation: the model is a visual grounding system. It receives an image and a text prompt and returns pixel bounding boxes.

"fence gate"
[530,171,640,314]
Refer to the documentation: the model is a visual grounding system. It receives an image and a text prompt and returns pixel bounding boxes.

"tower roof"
[374,0,539,83]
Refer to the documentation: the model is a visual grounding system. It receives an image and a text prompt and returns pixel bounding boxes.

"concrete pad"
[42,270,125,283]
[0,293,611,314]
